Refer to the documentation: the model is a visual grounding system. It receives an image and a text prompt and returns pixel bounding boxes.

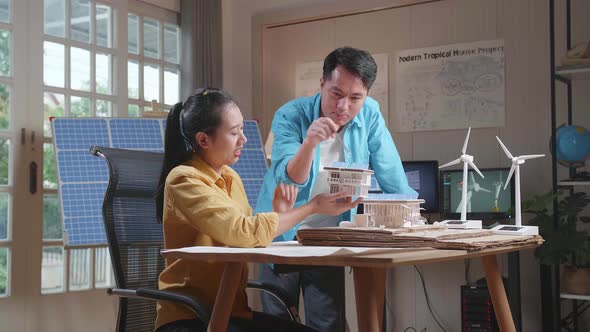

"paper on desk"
[162,241,396,258]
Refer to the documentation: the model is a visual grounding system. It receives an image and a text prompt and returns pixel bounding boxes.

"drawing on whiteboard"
[436,56,503,96]
[394,39,505,132]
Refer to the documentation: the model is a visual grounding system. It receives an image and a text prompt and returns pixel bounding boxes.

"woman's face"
[200,102,247,170]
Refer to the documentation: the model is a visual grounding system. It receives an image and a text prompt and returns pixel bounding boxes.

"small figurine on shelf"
[562,40,590,66]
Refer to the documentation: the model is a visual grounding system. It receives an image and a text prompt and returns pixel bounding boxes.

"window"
[0,0,12,298]
[41,0,180,294]
[127,12,179,116]
[43,0,116,294]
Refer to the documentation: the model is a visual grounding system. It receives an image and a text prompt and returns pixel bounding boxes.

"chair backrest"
[91,146,165,332]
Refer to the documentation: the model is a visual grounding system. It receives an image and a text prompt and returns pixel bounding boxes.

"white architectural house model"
[361,197,426,228]
[324,166,374,197]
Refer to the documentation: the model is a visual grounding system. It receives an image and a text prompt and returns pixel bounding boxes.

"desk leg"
[353,267,386,332]
[481,255,516,332]
[208,262,245,332]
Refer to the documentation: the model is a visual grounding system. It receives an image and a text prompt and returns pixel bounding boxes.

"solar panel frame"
[53,118,267,246]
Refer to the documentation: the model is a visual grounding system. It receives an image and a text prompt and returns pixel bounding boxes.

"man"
[255,46,416,331]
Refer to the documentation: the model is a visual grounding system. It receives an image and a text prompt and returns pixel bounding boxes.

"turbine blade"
[519,154,545,161]
[496,136,513,159]
[468,161,484,178]
[462,127,471,154]
[504,164,515,190]
[439,158,462,169]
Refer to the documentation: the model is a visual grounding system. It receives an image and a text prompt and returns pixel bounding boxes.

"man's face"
[320,65,369,128]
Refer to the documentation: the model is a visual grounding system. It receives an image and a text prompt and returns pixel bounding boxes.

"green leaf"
[558,192,590,218]
[521,190,590,267]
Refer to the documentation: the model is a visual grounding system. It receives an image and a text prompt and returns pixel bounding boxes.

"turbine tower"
[439,127,484,221]
[496,136,545,227]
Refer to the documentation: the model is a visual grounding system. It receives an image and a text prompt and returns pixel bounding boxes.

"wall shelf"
[561,293,590,301]
[555,64,590,80]
[546,1,590,332]
[558,180,590,187]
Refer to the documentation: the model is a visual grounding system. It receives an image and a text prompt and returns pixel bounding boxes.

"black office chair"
[91,146,299,332]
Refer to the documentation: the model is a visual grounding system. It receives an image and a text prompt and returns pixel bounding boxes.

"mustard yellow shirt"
[155,156,279,329]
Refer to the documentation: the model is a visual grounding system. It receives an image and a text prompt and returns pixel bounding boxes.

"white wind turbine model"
[492,136,545,236]
[439,128,484,229]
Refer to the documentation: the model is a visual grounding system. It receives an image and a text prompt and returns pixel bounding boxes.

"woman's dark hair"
[155,87,235,222]
[322,46,377,90]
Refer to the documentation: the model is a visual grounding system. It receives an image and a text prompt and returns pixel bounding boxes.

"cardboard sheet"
[296,226,543,251]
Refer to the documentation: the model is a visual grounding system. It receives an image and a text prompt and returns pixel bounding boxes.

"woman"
[155,88,360,332]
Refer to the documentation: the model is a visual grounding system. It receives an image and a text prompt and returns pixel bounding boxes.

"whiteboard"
[394,39,505,132]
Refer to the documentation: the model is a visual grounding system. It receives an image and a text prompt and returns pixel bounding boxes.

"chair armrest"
[108,288,211,323]
[246,281,300,323]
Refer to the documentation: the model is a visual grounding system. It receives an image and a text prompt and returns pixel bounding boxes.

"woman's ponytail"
[155,102,190,222]
[155,88,236,222]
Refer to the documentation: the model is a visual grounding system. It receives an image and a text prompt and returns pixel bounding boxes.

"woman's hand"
[310,191,362,216]
[272,183,298,213]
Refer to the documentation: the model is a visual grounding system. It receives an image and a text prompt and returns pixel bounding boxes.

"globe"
[555,125,590,167]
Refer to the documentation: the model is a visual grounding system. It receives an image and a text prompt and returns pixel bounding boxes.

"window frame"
[39,0,180,295]
[126,9,180,116]
[0,0,14,299]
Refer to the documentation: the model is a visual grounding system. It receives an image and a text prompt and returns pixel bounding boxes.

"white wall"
[220,0,590,331]
[221,0,316,120]
[138,0,180,13]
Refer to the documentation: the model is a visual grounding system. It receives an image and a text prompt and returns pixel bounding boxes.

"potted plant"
[520,191,590,294]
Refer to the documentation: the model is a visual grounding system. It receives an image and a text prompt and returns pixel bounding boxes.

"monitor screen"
[403,160,439,213]
[369,160,439,213]
[440,167,515,221]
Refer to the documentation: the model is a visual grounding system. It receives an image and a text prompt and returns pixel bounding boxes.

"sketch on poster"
[394,39,505,132]
[295,53,389,117]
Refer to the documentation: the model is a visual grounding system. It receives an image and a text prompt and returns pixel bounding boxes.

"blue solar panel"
[53,118,268,246]
[61,183,106,218]
[65,217,107,246]
[231,149,267,180]
[53,119,109,150]
[242,179,264,208]
[111,119,164,151]
[243,121,263,149]
[232,121,267,209]
[57,151,109,183]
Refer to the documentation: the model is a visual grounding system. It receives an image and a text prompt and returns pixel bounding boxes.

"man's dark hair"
[322,47,377,90]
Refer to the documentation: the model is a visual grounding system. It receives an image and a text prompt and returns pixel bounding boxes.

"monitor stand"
[491,224,539,236]
[439,219,482,229]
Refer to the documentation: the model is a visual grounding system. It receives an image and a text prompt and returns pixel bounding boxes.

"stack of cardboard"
[297,225,543,251]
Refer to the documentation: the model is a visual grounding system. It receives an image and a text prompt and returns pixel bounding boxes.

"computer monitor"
[403,160,439,213]
[440,167,515,222]
[369,160,439,213]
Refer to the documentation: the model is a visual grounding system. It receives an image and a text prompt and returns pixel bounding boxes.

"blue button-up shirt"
[255,93,417,242]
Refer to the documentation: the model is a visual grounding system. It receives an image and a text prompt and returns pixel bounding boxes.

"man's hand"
[272,183,299,213]
[310,191,362,216]
[303,117,339,147]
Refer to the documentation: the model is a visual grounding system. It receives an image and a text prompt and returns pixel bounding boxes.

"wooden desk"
[162,242,539,332]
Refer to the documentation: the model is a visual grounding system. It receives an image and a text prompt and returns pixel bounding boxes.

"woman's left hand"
[272,183,298,213]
